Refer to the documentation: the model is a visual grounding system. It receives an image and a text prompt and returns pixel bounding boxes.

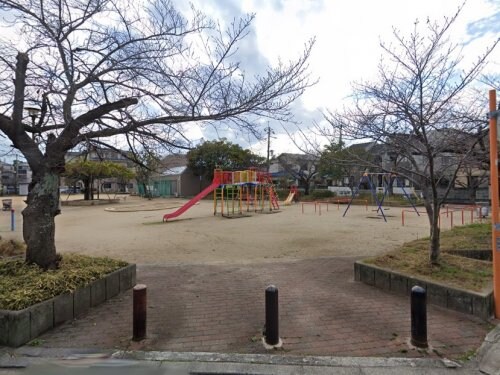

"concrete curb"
[0,346,473,372]
[112,349,464,368]
[61,199,121,206]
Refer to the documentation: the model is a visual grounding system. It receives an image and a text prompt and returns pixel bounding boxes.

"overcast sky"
[178,0,499,157]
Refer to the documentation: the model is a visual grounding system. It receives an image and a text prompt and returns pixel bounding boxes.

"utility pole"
[14,153,18,195]
[266,125,274,173]
[339,122,343,148]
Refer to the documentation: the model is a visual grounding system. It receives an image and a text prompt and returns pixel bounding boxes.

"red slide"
[163,181,220,221]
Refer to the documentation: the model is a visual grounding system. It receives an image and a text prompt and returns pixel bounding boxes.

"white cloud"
[239,0,499,113]
[213,0,498,157]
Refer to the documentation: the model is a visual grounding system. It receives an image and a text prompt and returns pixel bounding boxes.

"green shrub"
[311,190,334,199]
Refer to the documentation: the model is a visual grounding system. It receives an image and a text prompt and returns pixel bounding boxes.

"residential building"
[332,130,489,203]
[0,159,32,195]
[63,148,137,194]
[139,154,212,197]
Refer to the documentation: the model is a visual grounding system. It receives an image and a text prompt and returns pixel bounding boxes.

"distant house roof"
[277,153,317,162]
[162,166,187,176]
[347,142,378,153]
[161,154,188,169]
[65,147,133,166]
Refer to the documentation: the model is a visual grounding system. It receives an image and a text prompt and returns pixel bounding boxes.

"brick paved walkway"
[38,258,491,358]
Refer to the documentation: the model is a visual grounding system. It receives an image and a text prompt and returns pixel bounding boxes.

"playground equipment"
[163,169,279,221]
[343,173,419,222]
[2,199,12,211]
[213,169,279,217]
[333,197,368,211]
[402,204,485,227]
[284,186,298,205]
[301,201,332,216]
[162,179,221,221]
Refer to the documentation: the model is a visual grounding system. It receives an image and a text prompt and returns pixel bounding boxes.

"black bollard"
[265,285,280,346]
[410,285,428,348]
[133,284,147,341]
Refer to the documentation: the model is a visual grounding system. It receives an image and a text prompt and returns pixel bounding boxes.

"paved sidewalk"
[36,257,491,359]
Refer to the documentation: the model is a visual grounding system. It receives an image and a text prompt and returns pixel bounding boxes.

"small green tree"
[318,142,346,184]
[132,151,161,199]
[187,140,265,180]
[318,141,372,187]
[64,160,134,200]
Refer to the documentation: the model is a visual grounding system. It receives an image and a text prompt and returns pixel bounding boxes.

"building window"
[102,183,112,189]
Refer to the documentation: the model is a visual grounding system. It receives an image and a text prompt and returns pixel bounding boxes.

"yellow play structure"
[213,169,279,217]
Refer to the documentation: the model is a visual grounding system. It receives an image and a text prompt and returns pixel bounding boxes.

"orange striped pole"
[221,186,224,216]
[489,89,500,318]
[214,187,216,215]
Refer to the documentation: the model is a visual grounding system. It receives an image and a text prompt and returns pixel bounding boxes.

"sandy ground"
[0,195,437,265]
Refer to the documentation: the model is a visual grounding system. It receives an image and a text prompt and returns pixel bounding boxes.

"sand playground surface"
[0,195,435,265]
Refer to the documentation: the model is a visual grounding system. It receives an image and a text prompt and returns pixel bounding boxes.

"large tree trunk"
[23,170,61,269]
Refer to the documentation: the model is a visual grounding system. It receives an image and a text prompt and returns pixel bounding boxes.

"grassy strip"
[365,223,492,292]
[0,254,128,310]
[439,223,491,251]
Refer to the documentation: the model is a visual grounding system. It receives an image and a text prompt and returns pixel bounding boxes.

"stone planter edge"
[0,263,136,347]
[354,260,493,320]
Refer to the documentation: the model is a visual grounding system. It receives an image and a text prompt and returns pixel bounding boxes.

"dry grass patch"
[366,223,492,292]
[0,253,128,310]
[439,223,491,251]
[0,237,26,258]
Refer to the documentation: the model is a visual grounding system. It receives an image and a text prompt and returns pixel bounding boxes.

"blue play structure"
[343,173,420,222]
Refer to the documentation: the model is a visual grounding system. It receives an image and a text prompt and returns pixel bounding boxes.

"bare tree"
[323,8,498,263]
[0,0,314,269]
[276,153,318,195]
[451,134,490,203]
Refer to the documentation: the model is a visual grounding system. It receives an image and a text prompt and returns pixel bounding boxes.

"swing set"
[343,173,420,222]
